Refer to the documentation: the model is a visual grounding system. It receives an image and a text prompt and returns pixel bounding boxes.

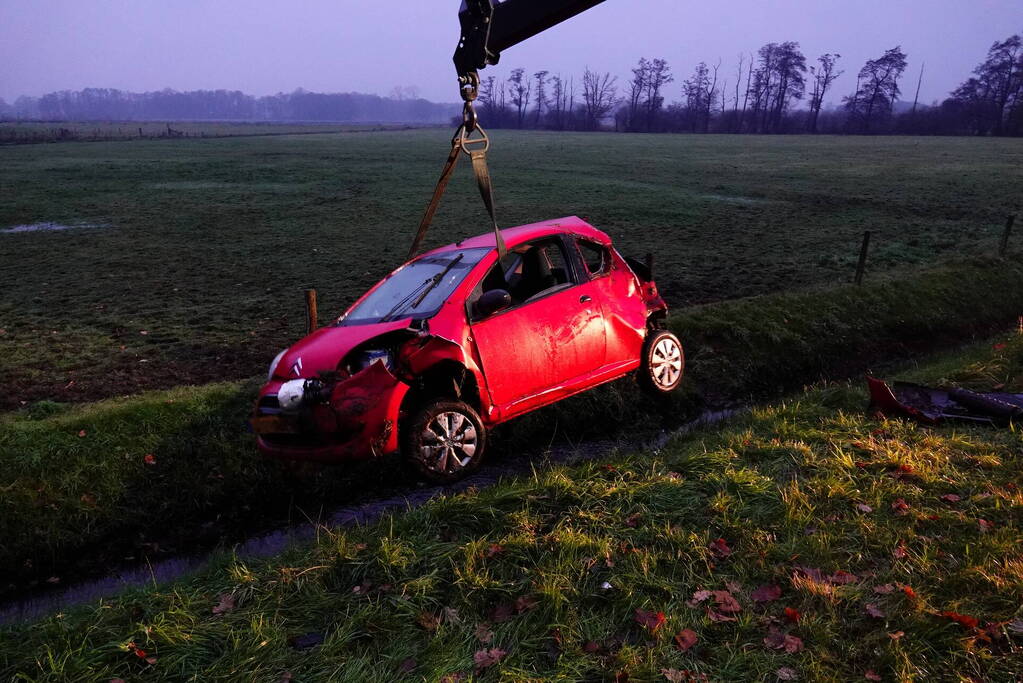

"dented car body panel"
[251,216,671,463]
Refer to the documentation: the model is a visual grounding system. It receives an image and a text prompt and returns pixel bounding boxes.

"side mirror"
[476,289,512,318]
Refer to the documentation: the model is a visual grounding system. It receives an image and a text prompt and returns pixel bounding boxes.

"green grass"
[3,335,1022,681]
[0,121,418,143]
[3,260,1022,609]
[1,130,1021,407]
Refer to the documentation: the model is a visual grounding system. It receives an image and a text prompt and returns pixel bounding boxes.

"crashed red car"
[251,216,683,481]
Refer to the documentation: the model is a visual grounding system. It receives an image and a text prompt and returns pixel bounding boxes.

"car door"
[470,237,606,416]
[574,237,647,367]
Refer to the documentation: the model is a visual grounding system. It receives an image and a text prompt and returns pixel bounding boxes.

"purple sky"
[1,0,1020,107]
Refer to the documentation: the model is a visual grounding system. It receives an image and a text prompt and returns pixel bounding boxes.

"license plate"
[250,415,301,435]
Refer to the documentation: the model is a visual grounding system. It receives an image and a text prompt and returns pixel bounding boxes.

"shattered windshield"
[339,248,489,326]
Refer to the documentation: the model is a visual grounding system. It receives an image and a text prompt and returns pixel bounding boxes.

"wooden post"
[304,289,318,334]
[1000,214,1016,257]
[854,231,871,286]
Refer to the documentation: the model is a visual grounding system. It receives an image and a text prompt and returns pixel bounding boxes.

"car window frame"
[467,235,586,323]
[574,237,614,280]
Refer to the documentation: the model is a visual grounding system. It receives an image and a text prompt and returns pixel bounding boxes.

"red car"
[251,217,683,481]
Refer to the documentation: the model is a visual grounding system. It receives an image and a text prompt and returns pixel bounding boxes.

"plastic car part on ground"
[867,375,1023,426]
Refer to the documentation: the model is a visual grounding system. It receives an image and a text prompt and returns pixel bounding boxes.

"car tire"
[403,399,487,483]
[638,329,685,394]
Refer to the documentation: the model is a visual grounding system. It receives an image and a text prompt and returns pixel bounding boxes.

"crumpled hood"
[272,318,412,380]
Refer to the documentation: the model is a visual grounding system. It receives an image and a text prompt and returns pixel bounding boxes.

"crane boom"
[454,0,607,81]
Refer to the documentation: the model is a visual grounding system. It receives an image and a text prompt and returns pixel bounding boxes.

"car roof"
[422,216,612,258]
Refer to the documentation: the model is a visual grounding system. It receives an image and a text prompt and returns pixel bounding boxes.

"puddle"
[2,222,109,234]
[0,408,741,626]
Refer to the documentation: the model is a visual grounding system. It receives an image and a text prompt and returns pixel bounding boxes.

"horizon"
[2,1,1021,110]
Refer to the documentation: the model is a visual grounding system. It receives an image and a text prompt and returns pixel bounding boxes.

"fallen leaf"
[489,603,515,623]
[865,603,886,619]
[1008,619,1023,634]
[828,570,858,585]
[865,670,882,681]
[515,595,538,613]
[662,669,686,683]
[708,538,732,557]
[77,430,87,438]
[143,454,156,465]
[893,542,908,559]
[687,590,713,607]
[109,679,126,683]
[897,464,914,474]
[784,607,801,623]
[212,593,236,615]
[440,674,467,683]
[417,612,441,632]
[145,656,157,665]
[625,513,642,528]
[674,628,698,651]
[582,640,602,654]
[978,519,994,532]
[764,629,804,653]
[725,579,743,593]
[900,585,917,600]
[993,342,1007,351]
[634,608,667,633]
[706,608,737,622]
[888,631,905,640]
[941,494,961,503]
[891,498,910,515]
[398,658,417,674]
[444,606,461,624]
[473,647,507,672]
[776,667,799,681]
[713,590,742,613]
[751,584,782,603]
[941,611,979,630]
[486,543,504,558]
[873,584,896,595]
[856,503,873,513]
[475,622,494,644]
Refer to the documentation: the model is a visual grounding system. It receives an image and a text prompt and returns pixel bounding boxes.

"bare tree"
[507,68,531,128]
[581,68,619,130]
[808,53,842,133]
[533,70,549,128]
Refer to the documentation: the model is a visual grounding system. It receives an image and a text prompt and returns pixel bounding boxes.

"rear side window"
[577,239,611,277]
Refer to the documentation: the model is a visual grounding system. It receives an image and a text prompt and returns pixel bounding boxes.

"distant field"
[0,120,423,143]
[0,129,1021,407]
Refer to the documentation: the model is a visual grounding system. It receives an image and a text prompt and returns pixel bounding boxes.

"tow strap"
[408,73,507,261]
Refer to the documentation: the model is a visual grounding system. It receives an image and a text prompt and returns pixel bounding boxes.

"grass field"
[3,333,1021,681]
[1,130,1021,408]
[0,121,419,144]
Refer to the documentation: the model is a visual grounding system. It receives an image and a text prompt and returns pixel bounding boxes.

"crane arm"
[454,0,607,82]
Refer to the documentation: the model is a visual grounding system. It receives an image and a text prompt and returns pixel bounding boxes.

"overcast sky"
[1,0,1020,107]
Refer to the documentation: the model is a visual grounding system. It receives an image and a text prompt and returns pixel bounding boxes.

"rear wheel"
[639,330,684,394]
[403,399,486,483]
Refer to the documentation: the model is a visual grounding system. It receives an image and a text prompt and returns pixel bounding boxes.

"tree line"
[474,32,1023,136]
[0,88,457,125]
[2,32,1019,136]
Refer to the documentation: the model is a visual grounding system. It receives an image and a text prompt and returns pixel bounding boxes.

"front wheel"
[638,330,685,394]
[403,399,487,483]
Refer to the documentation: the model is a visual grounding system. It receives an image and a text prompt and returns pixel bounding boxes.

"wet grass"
[3,260,1021,606]
[2,334,1021,681]
[1,130,1021,408]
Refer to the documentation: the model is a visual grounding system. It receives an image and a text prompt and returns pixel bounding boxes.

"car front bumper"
[251,361,410,463]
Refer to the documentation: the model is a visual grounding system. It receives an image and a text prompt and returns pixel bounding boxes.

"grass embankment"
[2,260,1022,602]
[2,131,1021,407]
[3,333,1022,680]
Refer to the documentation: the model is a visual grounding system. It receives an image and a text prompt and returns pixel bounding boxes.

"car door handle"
[579,295,592,303]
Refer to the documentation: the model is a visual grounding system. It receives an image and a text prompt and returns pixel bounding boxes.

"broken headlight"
[353,349,394,373]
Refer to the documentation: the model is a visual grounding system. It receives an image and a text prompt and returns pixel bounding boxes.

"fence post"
[1000,214,1016,257]
[854,231,871,286]
[304,289,318,334]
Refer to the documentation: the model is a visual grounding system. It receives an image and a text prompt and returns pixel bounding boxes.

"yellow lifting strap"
[408,74,507,262]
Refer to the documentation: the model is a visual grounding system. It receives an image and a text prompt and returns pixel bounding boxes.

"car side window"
[577,239,611,277]
[472,239,575,318]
